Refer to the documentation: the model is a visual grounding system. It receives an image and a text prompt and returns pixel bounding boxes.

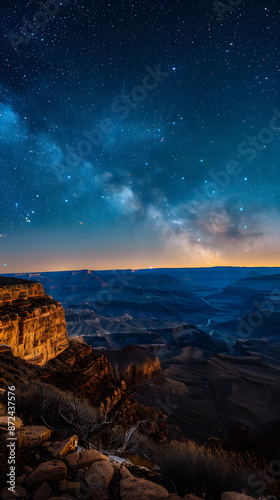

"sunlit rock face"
[0,277,69,365]
[0,279,45,305]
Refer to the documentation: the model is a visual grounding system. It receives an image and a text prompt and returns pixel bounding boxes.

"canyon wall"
[0,278,68,365]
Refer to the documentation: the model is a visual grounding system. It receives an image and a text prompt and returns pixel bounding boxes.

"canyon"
[1,271,280,499]
[6,267,280,443]
[0,277,166,441]
[2,268,280,443]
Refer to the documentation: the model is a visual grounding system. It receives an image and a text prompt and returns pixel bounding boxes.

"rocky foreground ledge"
[0,418,271,500]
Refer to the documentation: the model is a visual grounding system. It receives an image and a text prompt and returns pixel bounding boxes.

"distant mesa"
[104,345,162,387]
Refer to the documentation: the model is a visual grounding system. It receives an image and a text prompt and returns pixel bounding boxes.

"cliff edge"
[0,277,69,365]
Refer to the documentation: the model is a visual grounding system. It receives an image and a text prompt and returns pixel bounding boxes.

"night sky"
[0,0,280,272]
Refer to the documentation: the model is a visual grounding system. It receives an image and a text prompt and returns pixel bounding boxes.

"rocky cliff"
[0,277,68,365]
[45,341,166,439]
[0,276,166,441]
[104,345,162,387]
[0,341,167,441]
[0,276,45,305]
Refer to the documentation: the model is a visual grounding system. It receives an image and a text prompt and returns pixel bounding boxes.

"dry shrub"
[152,439,260,500]
[0,381,99,445]
[0,381,129,451]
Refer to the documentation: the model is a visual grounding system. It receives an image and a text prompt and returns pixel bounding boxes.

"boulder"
[48,435,78,458]
[41,441,52,448]
[33,482,53,500]
[64,449,108,470]
[1,485,27,499]
[64,481,83,496]
[119,474,170,499]
[20,426,52,448]
[118,465,132,479]
[85,459,115,488]
[25,460,67,486]
[0,416,23,431]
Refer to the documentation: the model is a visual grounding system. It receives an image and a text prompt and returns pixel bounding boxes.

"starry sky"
[0,0,280,272]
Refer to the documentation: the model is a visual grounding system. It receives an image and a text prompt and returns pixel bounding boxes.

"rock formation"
[0,423,187,499]
[0,339,167,442]
[0,420,262,500]
[104,345,162,387]
[0,276,166,441]
[0,277,45,305]
[42,341,167,440]
[0,277,69,365]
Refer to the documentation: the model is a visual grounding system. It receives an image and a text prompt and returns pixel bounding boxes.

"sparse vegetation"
[151,439,260,500]
[5,381,100,443]
[0,381,135,452]
[1,381,279,499]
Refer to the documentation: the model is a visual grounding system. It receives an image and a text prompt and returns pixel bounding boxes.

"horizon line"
[2,264,280,275]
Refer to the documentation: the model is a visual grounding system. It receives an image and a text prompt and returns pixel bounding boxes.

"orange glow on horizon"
[1,231,279,274]
[3,251,280,274]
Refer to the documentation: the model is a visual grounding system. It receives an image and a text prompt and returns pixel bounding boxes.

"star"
[0,0,279,271]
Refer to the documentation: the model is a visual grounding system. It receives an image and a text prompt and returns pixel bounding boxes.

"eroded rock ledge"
[0,277,45,305]
[0,277,68,365]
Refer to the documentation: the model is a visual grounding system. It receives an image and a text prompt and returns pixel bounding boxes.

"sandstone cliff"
[0,277,68,365]
[104,345,162,387]
[0,276,45,305]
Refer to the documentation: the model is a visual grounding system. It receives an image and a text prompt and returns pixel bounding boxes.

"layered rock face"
[104,345,162,387]
[0,277,45,305]
[0,277,68,365]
